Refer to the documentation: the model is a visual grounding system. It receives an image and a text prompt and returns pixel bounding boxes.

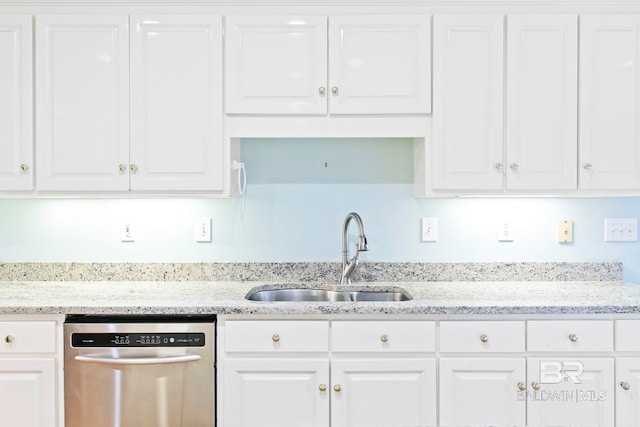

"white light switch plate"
[604,218,637,242]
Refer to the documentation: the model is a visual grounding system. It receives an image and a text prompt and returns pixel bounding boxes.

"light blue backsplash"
[1,138,640,282]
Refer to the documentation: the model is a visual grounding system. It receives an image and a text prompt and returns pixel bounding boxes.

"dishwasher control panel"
[71,332,206,347]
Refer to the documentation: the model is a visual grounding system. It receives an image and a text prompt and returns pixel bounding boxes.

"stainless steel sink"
[245,287,412,302]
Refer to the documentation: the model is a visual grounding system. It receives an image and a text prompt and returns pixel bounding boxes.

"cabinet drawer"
[615,320,640,351]
[439,321,525,353]
[0,322,56,353]
[527,320,613,352]
[332,321,435,352]
[225,321,329,353]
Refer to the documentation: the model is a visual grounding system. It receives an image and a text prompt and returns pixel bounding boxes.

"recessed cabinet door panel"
[0,358,56,427]
[432,15,504,190]
[580,15,640,190]
[506,14,578,190]
[130,16,224,191]
[225,15,327,114]
[0,16,32,191]
[616,358,640,427]
[439,357,526,427]
[328,15,431,114]
[35,15,129,191]
[224,358,329,427]
[331,358,436,427]
[527,357,614,427]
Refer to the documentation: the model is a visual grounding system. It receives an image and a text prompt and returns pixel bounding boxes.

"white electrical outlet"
[421,218,438,242]
[121,223,135,242]
[498,221,514,241]
[195,218,212,242]
[604,218,638,242]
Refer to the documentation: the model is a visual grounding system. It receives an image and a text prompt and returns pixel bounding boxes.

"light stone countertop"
[1,280,640,316]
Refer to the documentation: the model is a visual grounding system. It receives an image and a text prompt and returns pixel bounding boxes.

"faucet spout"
[340,212,368,285]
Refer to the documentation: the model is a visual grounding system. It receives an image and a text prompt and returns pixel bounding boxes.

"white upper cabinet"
[225,15,430,115]
[580,15,640,190]
[35,15,130,191]
[130,15,224,191]
[432,15,504,190]
[328,15,431,114]
[225,15,328,115]
[0,16,32,191]
[506,14,578,190]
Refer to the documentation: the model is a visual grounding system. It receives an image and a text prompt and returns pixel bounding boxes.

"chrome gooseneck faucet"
[340,212,369,285]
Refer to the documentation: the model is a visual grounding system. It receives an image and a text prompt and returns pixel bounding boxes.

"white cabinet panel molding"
[225,15,328,115]
[328,15,431,114]
[506,14,578,190]
[35,15,130,191]
[580,15,640,190]
[130,15,224,191]
[0,16,32,191]
[432,14,504,190]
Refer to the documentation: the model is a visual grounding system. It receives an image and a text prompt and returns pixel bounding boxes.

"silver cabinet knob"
[495,163,503,172]
[621,382,631,391]
[568,334,578,343]
[583,163,593,171]
[271,334,280,343]
[5,335,14,344]
[517,382,526,391]
[480,334,489,343]
[19,164,29,173]
[331,86,339,95]
[510,163,519,172]
[118,164,127,174]
[531,382,540,391]
[380,334,389,343]
[318,87,326,96]
[130,164,138,174]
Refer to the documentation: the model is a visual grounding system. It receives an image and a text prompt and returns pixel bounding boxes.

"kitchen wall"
[1,137,640,282]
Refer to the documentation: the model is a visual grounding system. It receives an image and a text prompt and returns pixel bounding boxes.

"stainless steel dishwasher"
[64,314,215,427]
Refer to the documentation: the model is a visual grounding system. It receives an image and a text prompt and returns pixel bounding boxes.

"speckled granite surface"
[0,261,623,282]
[0,279,639,315]
[0,262,633,316]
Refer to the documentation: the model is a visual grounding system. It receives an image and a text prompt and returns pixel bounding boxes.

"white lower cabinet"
[439,357,526,426]
[527,357,614,427]
[220,319,436,427]
[331,358,436,427]
[219,317,633,427]
[616,358,640,426]
[0,320,59,427]
[224,358,329,427]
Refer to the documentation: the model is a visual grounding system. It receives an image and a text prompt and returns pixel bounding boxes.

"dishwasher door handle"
[74,354,202,365]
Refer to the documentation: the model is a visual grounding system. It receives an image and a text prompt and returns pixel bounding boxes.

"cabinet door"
[0,16,32,191]
[328,15,430,114]
[130,16,224,191]
[432,15,504,190]
[225,15,327,114]
[506,15,577,190]
[0,358,56,427]
[580,15,640,190]
[616,358,640,427]
[527,357,614,427]
[439,357,526,427]
[223,358,329,427]
[35,15,129,191]
[331,358,436,427]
